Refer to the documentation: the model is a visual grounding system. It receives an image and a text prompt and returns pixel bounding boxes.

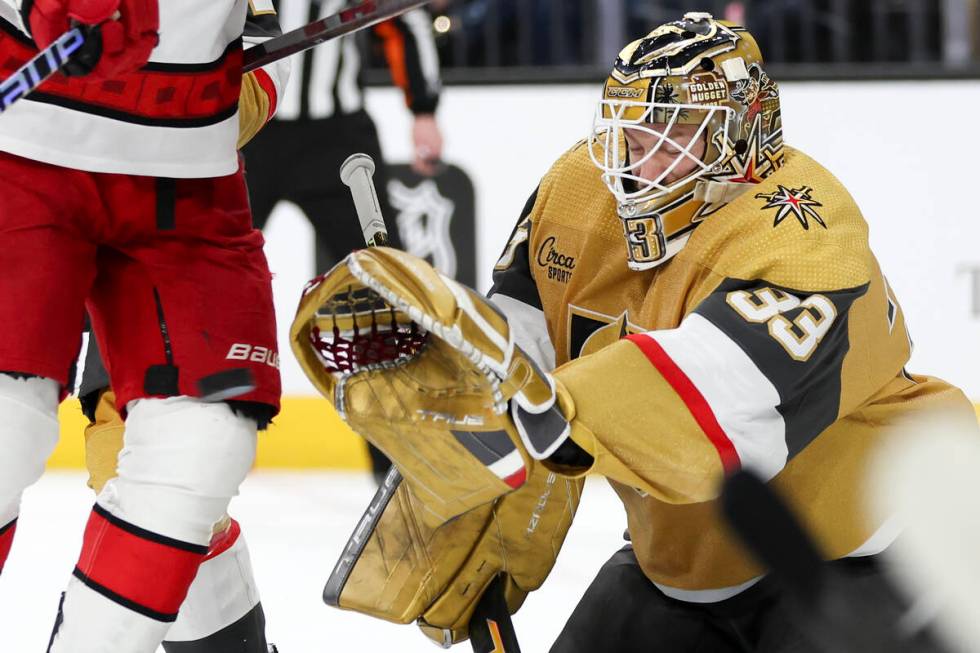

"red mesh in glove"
[28,0,159,78]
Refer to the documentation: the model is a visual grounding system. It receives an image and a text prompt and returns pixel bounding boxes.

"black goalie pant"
[243,110,399,480]
[550,545,917,653]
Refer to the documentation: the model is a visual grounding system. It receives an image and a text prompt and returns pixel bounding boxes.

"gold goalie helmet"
[590,12,785,270]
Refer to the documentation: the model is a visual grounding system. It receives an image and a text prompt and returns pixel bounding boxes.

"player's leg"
[80,380,273,652]
[0,151,98,577]
[549,546,745,653]
[751,556,946,652]
[47,167,280,652]
[162,518,268,652]
[0,374,61,573]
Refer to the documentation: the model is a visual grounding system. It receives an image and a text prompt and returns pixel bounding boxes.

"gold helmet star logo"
[755,185,826,230]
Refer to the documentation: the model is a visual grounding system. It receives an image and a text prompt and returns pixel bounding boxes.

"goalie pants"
[549,545,924,653]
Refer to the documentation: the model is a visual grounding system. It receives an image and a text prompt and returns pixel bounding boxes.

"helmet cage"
[589,100,733,212]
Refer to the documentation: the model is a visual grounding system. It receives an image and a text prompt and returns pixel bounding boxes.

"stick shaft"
[325,153,397,605]
[243,0,430,72]
[0,28,86,113]
[327,157,521,652]
[340,153,390,247]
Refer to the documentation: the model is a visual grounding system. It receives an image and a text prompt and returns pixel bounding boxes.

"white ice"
[4,472,627,652]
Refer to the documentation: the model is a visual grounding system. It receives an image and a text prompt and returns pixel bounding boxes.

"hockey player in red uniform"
[289,12,978,652]
[0,1,288,651]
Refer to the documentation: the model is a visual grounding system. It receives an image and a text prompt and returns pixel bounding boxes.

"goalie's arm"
[538,277,869,504]
[488,186,557,373]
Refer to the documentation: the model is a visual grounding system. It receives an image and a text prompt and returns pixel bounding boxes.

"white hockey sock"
[165,520,262,643]
[48,397,258,653]
[0,374,59,575]
[49,576,173,653]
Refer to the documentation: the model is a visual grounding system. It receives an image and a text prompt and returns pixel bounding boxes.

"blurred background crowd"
[365,0,980,79]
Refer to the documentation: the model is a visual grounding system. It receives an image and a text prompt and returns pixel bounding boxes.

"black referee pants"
[243,109,403,273]
[243,110,398,478]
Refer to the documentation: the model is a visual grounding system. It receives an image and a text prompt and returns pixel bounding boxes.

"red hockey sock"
[73,504,208,622]
[0,518,15,574]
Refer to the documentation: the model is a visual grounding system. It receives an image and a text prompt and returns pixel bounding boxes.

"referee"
[243,0,443,273]
[243,0,444,482]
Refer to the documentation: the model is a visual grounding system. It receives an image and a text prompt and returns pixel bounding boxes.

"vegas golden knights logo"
[569,306,644,361]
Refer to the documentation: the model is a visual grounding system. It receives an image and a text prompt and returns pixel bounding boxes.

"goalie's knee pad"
[0,374,59,524]
[98,397,258,546]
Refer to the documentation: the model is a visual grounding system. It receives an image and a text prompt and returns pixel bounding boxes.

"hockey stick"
[720,469,946,653]
[242,0,430,73]
[0,26,87,113]
[1,0,428,113]
[323,153,521,652]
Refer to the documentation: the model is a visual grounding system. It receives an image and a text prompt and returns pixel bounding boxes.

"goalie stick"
[324,153,522,652]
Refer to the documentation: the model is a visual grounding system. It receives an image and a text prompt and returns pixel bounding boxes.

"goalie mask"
[589,12,785,271]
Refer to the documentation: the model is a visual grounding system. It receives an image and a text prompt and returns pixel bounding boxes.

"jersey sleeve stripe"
[625,332,741,474]
[694,279,869,460]
[643,314,789,480]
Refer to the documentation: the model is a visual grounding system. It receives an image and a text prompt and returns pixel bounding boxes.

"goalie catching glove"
[291,247,577,520]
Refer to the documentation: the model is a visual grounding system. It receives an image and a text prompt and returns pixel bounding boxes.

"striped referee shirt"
[274,0,441,121]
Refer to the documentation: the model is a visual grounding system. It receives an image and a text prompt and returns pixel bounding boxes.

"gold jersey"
[490,142,977,599]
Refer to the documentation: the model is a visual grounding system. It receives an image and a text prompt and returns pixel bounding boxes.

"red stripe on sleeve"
[75,508,206,618]
[625,334,741,473]
[0,519,16,573]
[251,68,278,123]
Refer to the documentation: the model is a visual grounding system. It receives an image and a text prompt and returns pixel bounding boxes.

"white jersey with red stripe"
[0,0,288,177]
[489,141,977,601]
